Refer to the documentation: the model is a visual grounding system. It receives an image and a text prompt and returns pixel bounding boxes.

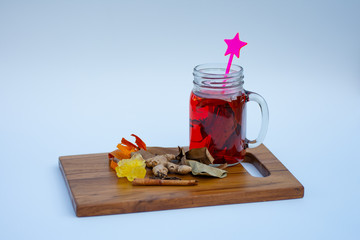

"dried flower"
[115,153,146,181]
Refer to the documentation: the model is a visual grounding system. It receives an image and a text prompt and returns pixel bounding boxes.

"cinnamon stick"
[132,178,198,186]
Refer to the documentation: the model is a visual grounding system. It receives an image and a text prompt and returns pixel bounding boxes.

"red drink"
[190,63,269,165]
[189,91,247,164]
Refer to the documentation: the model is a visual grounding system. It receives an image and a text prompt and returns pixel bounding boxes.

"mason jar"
[189,63,269,165]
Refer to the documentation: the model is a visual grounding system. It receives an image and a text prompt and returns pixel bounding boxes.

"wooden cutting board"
[59,144,304,217]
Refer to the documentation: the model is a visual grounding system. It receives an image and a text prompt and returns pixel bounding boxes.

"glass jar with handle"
[189,63,269,165]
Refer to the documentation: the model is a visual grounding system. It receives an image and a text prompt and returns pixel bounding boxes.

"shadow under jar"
[189,63,269,165]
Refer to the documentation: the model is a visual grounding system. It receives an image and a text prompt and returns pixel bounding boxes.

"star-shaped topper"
[224,33,247,74]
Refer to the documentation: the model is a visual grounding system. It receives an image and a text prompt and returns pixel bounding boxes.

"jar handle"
[245,91,269,148]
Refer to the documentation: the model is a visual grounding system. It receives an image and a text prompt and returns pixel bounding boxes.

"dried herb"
[185,147,215,165]
[176,146,188,165]
[186,160,227,178]
[131,149,155,160]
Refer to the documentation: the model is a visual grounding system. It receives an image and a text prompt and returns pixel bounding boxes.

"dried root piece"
[145,154,176,168]
[164,154,176,161]
[153,164,168,178]
[166,162,192,175]
[151,158,192,178]
[143,149,192,178]
[145,155,170,168]
[166,162,178,173]
[177,165,192,174]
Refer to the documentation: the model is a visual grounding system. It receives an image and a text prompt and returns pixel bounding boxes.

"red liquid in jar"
[189,91,247,164]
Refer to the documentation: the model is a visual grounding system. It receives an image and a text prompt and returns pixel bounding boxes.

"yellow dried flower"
[115,153,146,182]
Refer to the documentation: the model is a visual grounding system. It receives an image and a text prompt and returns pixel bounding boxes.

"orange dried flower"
[110,159,118,170]
[108,134,147,170]
[131,134,147,150]
[121,138,139,151]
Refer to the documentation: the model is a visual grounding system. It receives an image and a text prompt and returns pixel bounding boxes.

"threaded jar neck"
[193,63,244,89]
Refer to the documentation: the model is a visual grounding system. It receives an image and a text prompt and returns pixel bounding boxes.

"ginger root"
[146,154,192,178]
[166,162,192,175]
[177,165,192,174]
[152,164,168,178]
[145,154,175,168]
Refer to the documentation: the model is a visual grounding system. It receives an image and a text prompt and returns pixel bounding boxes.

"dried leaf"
[186,147,215,165]
[179,156,187,166]
[186,160,227,178]
[176,146,188,165]
[176,146,185,160]
[131,149,156,160]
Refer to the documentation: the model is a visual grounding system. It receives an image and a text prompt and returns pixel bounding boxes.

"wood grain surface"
[59,144,304,217]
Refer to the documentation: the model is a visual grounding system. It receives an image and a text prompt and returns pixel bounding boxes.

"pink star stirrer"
[224,33,247,74]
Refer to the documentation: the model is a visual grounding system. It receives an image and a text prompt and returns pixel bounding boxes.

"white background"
[1,0,359,239]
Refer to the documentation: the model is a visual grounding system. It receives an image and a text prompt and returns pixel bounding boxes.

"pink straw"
[224,33,247,75]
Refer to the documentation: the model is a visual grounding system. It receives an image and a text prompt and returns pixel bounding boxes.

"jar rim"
[193,63,243,79]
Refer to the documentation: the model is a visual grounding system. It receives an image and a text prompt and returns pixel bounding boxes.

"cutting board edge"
[59,159,78,216]
[74,185,304,217]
